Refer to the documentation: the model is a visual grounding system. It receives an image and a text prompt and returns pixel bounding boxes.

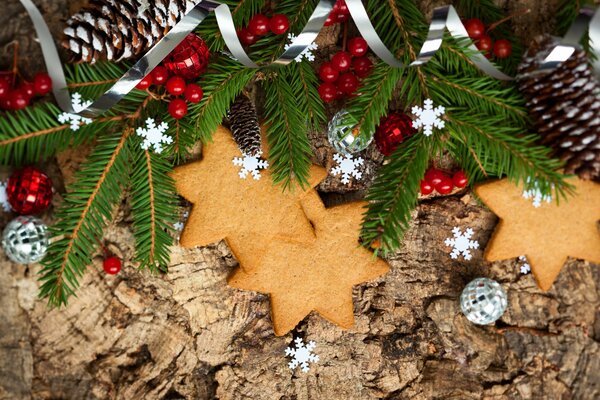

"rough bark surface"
[1,0,600,399]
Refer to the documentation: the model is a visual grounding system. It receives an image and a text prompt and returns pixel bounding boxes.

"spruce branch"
[38,132,132,306]
[289,61,326,131]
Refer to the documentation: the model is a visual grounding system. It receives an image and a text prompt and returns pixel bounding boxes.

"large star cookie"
[171,126,327,271]
[476,178,600,290]
[228,193,389,335]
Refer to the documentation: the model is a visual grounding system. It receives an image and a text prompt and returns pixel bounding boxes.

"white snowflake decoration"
[284,33,318,62]
[522,180,552,208]
[445,227,479,261]
[57,93,93,131]
[518,255,531,274]
[136,118,172,153]
[0,181,11,212]
[173,211,189,232]
[232,151,269,180]
[411,98,445,137]
[331,153,364,185]
[285,337,319,373]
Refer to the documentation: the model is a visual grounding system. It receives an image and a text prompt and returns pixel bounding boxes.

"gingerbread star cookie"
[228,192,389,335]
[171,125,327,271]
[475,177,600,291]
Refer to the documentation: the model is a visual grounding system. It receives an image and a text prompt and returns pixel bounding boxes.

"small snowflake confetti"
[518,255,531,274]
[57,93,93,130]
[0,181,11,212]
[331,153,364,185]
[411,98,445,137]
[445,227,479,261]
[285,337,319,373]
[522,179,552,208]
[136,118,172,153]
[284,33,318,62]
[232,151,269,180]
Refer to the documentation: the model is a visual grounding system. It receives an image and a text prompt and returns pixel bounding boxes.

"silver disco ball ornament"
[460,277,508,325]
[2,216,49,264]
[327,110,373,155]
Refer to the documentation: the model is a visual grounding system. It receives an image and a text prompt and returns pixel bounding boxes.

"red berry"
[238,28,257,46]
[319,62,340,83]
[348,37,368,57]
[493,39,512,59]
[324,14,337,26]
[335,12,350,23]
[318,82,337,103]
[166,76,187,96]
[33,73,52,96]
[337,72,360,95]
[248,14,270,36]
[465,18,485,39]
[103,256,122,275]
[20,82,36,100]
[184,83,204,103]
[424,168,445,186]
[335,0,350,15]
[435,176,454,195]
[9,90,30,110]
[476,35,493,56]
[0,79,10,99]
[452,171,468,188]
[151,66,170,85]
[0,97,12,110]
[136,75,152,90]
[331,51,352,72]
[168,98,188,119]
[269,14,290,35]
[352,56,373,78]
[420,180,434,195]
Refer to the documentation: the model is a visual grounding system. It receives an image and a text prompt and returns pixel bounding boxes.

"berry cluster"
[0,72,52,111]
[420,168,468,195]
[464,19,512,59]
[318,38,373,102]
[324,0,351,26]
[238,14,290,45]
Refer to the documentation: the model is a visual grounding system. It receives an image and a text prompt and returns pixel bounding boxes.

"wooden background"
[1,0,600,399]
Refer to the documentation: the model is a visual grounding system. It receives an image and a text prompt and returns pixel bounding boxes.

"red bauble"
[465,18,485,39]
[319,62,339,83]
[248,14,270,36]
[318,82,337,103]
[374,113,417,156]
[435,176,454,194]
[493,39,512,59]
[168,98,188,119]
[348,37,368,57]
[424,168,445,186]
[136,75,152,90]
[103,256,122,275]
[166,76,187,96]
[352,57,373,78]
[269,14,290,35]
[163,34,210,80]
[151,66,170,85]
[33,73,52,96]
[331,51,352,72]
[7,166,53,214]
[337,72,359,95]
[420,180,434,195]
[184,83,204,103]
[452,171,468,188]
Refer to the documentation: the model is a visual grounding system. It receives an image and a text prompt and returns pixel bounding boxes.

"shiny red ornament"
[103,256,122,275]
[374,112,417,156]
[7,166,53,215]
[163,34,210,80]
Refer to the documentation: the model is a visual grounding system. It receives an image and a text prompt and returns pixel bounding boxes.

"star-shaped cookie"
[476,178,600,290]
[228,193,390,335]
[171,126,327,271]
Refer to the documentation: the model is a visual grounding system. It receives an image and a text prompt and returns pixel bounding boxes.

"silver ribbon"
[17,0,600,117]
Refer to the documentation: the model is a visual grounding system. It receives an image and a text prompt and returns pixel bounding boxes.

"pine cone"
[63,0,199,63]
[518,36,600,180]
[227,94,262,156]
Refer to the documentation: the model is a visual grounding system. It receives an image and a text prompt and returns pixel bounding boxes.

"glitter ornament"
[2,216,49,264]
[374,112,417,156]
[7,166,53,215]
[162,34,210,80]
[327,110,373,155]
[460,278,508,325]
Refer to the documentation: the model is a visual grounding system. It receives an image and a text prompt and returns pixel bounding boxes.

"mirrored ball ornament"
[327,110,373,155]
[2,216,49,264]
[460,277,508,325]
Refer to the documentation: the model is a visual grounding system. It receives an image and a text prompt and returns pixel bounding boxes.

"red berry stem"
[486,8,531,33]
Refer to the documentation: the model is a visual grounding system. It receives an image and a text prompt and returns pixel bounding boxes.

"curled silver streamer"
[17,0,600,118]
